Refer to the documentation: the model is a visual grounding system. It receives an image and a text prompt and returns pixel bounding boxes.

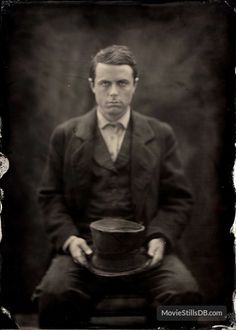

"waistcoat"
[85,124,135,221]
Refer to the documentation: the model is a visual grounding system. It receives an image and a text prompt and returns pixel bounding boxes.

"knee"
[37,263,91,308]
[164,255,201,298]
[150,255,202,305]
[37,275,71,308]
[160,275,202,305]
[170,272,200,296]
[38,281,91,312]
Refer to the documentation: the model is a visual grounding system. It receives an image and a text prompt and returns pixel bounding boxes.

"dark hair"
[89,45,138,82]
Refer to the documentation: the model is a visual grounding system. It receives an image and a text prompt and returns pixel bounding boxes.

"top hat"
[87,218,151,277]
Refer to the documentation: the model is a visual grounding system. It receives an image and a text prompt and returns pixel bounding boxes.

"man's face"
[89,63,138,122]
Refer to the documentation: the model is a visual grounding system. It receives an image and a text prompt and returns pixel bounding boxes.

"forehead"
[95,63,133,81]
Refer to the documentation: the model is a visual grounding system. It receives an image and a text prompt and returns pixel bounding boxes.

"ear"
[88,78,95,93]
[133,77,139,91]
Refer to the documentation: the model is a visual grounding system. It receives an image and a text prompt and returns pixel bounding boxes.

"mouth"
[107,102,121,107]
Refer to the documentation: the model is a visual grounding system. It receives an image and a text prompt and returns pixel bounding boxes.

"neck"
[97,107,129,122]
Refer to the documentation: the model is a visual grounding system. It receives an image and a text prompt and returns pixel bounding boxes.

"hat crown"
[89,218,148,275]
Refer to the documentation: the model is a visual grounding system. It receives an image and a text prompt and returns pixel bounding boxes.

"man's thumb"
[147,245,156,257]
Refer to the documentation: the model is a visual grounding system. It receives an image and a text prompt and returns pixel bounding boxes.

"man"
[35,45,201,328]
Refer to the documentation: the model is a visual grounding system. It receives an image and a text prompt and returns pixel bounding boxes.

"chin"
[111,109,124,116]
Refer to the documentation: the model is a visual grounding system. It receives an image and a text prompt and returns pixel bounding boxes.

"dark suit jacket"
[39,109,193,252]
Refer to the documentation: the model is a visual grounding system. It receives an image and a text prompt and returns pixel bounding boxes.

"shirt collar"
[97,107,131,130]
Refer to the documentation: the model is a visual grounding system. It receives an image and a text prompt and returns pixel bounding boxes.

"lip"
[107,102,120,106]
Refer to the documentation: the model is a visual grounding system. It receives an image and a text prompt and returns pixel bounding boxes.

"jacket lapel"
[70,109,97,191]
[131,111,158,221]
[115,124,131,170]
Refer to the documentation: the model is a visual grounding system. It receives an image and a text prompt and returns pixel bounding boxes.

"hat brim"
[86,253,152,277]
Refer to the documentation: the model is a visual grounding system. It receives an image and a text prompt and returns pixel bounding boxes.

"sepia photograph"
[0,0,235,329]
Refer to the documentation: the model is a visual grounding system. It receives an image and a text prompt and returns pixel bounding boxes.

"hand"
[68,237,93,266]
[147,238,166,268]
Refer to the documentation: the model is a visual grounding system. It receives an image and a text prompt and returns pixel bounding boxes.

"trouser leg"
[35,253,201,328]
[124,253,202,327]
[35,255,99,329]
[139,254,202,306]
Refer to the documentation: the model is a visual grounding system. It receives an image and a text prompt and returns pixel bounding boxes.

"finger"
[79,240,93,255]
[73,256,87,266]
[72,250,88,266]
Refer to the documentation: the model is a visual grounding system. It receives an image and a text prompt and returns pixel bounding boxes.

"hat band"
[95,248,140,260]
[91,249,147,272]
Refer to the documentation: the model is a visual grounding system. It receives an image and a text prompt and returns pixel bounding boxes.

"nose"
[109,83,118,96]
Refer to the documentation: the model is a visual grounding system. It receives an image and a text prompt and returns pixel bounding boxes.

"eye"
[99,81,110,87]
[118,80,129,87]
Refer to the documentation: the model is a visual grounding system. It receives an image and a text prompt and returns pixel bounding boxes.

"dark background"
[0,0,235,312]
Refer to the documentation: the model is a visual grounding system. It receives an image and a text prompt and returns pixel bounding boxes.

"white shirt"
[97,108,131,162]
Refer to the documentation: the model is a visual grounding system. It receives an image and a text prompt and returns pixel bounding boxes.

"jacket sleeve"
[38,126,79,252]
[146,125,194,248]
